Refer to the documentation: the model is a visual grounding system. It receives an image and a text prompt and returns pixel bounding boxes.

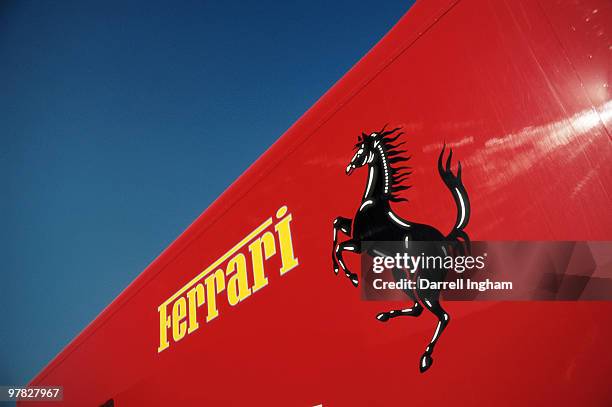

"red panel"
[540,0,611,133]
[25,0,612,405]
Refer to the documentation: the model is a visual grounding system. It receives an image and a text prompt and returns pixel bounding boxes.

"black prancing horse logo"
[331,125,471,373]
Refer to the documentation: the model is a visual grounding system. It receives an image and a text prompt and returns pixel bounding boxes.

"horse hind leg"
[376,267,423,322]
[418,297,450,373]
[376,303,423,322]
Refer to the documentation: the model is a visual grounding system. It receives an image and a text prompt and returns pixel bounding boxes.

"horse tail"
[438,144,471,255]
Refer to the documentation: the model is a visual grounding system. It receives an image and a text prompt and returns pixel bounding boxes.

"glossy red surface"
[26,0,612,405]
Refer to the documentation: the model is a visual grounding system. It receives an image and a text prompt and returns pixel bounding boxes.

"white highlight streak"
[431,322,441,341]
[388,211,411,228]
[360,200,374,211]
[455,187,466,228]
[364,168,375,198]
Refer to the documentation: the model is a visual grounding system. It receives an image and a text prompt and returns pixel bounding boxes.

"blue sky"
[0,0,414,386]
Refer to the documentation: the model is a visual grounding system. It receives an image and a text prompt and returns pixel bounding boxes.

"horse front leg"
[332,217,352,275]
[335,239,361,287]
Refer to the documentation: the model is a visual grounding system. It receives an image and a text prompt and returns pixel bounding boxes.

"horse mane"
[378,125,411,202]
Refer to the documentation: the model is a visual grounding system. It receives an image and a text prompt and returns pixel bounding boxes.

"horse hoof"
[419,354,433,373]
[333,266,339,275]
[376,313,389,322]
[350,275,359,287]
